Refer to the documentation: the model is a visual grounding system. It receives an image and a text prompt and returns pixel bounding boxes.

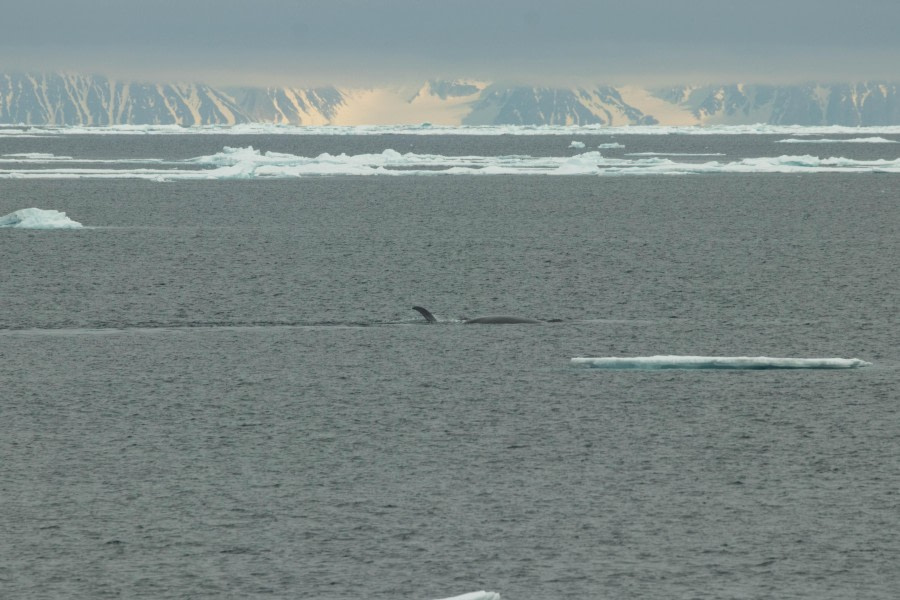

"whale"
[413,306,543,325]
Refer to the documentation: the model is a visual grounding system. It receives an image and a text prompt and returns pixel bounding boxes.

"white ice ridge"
[0,152,164,164]
[4,148,900,180]
[433,593,500,600]
[626,152,726,157]
[6,123,900,137]
[777,137,899,144]
[571,356,872,370]
[0,152,73,161]
[597,142,625,148]
[0,208,83,229]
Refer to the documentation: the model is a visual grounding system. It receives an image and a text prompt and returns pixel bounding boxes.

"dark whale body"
[412,306,542,325]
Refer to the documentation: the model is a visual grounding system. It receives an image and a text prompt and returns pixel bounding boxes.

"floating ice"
[6,123,900,137]
[0,152,73,161]
[3,148,900,180]
[433,593,500,600]
[571,356,872,370]
[625,152,726,157]
[0,208,83,229]
[777,137,898,144]
[568,140,586,148]
[597,142,625,148]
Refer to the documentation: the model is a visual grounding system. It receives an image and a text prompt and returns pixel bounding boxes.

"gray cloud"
[3,0,899,85]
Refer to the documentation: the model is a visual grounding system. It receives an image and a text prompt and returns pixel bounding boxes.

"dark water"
[2,134,900,599]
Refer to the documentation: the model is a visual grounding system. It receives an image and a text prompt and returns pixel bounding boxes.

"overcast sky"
[3,0,899,86]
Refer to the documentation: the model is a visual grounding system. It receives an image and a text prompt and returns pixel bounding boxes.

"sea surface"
[2,130,899,599]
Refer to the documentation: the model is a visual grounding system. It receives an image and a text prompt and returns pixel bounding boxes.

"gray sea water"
[2,133,900,599]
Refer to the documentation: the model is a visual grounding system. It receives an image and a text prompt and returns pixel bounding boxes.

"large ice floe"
[571,356,872,370]
[0,208,83,229]
[777,136,899,144]
[4,123,900,137]
[184,148,900,177]
[3,146,900,180]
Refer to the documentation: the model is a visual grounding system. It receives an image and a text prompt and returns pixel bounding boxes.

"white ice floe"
[571,356,872,369]
[0,208,83,229]
[0,152,74,161]
[0,153,163,164]
[6,123,900,137]
[116,148,900,177]
[597,142,625,148]
[777,137,898,144]
[3,147,900,180]
[568,140,586,148]
[433,593,500,600]
[625,152,726,157]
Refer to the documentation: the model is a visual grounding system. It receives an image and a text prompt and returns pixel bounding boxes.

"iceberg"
[571,356,872,370]
[0,208,83,229]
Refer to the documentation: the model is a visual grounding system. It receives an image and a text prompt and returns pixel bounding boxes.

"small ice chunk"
[0,208,83,229]
[433,593,501,600]
[571,356,871,369]
[568,140,586,149]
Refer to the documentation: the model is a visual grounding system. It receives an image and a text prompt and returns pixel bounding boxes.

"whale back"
[412,306,438,323]
[413,306,542,324]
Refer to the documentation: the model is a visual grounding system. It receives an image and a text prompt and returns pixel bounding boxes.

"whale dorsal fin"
[412,306,437,323]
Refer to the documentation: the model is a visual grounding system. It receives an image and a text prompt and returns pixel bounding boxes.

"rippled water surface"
[2,133,899,599]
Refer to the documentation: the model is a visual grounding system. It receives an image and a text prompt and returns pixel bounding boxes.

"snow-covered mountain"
[0,73,245,126]
[2,72,900,127]
[654,83,900,126]
[223,86,344,125]
[462,85,657,125]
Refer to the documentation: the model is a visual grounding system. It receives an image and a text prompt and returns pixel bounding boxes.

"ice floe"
[568,140,586,148]
[571,356,872,369]
[625,152,726,157]
[777,136,898,144]
[3,147,900,180]
[0,152,73,161]
[0,208,83,229]
[433,593,500,600]
[5,123,900,137]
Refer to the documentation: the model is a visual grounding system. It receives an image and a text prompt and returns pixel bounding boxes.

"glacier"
[571,356,872,370]
[0,208,83,229]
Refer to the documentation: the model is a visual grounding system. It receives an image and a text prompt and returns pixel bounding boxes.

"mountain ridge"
[2,72,899,127]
